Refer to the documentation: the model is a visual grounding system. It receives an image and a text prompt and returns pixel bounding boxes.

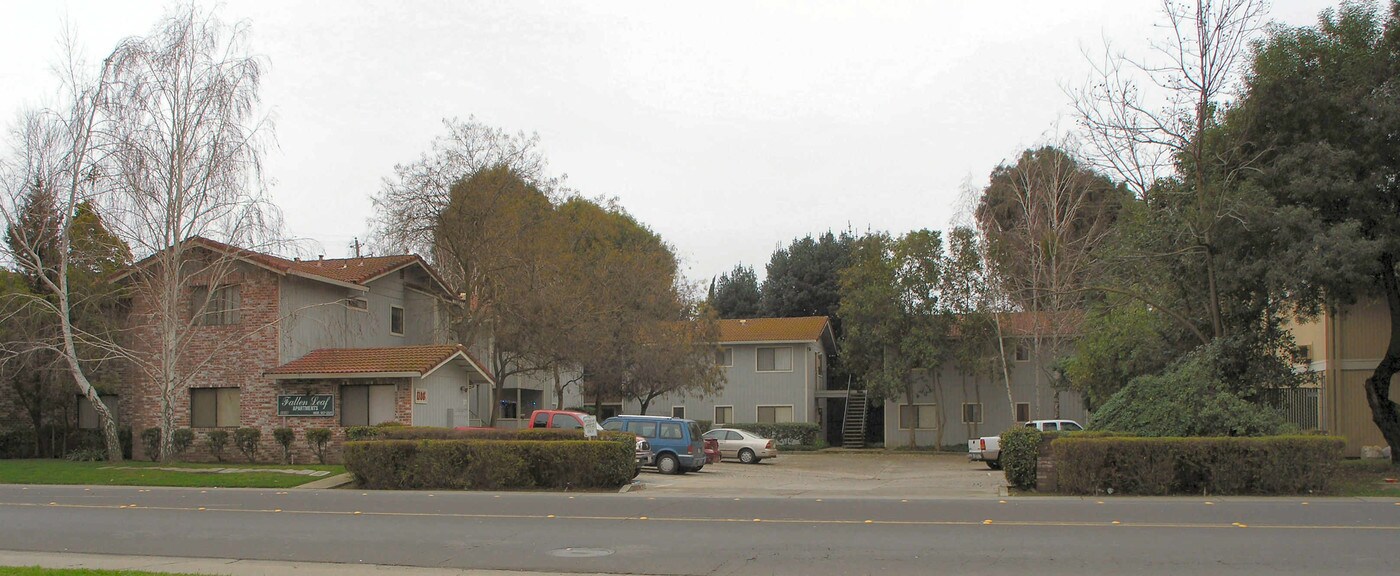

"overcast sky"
[1,0,1338,284]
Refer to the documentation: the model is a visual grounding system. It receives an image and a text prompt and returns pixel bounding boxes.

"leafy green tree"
[1240,0,1400,461]
[761,231,857,326]
[708,264,761,319]
[838,230,952,447]
[1064,302,1174,410]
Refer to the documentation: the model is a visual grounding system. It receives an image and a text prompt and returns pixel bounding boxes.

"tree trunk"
[552,365,564,410]
[1366,254,1400,466]
[905,381,916,449]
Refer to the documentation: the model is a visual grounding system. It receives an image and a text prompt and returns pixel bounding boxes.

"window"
[1042,422,1060,431]
[671,406,685,419]
[603,420,625,431]
[532,412,550,428]
[346,297,368,311]
[77,395,119,429]
[1298,345,1313,362]
[756,405,794,423]
[340,384,396,426]
[961,403,983,424]
[756,347,792,372]
[714,406,733,425]
[660,422,684,439]
[1062,422,1084,432]
[600,403,623,420]
[1014,342,1029,362]
[725,430,743,440]
[551,414,582,429]
[627,421,658,438]
[390,306,405,335]
[898,404,937,430]
[1015,402,1031,423]
[190,285,240,326]
[715,347,733,367]
[190,388,240,427]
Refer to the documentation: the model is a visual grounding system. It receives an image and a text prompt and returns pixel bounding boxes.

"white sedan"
[703,428,779,464]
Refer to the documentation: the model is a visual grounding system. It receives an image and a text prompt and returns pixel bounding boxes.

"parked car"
[702,428,778,464]
[968,419,1084,470]
[527,409,651,477]
[703,437,722,464]
[602,415,706,474]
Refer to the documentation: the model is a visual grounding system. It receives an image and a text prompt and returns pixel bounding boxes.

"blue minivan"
[602,415,706,474]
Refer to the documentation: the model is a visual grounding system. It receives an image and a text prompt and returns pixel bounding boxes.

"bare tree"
[1071,0,1267,340]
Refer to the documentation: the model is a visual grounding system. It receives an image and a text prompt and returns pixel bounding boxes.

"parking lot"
[633,450,1006,498]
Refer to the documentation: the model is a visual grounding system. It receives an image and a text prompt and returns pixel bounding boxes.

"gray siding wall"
[280,272,445,362]
[882,356,1089,448]
[410,364,472,427]
[616,341,823,424]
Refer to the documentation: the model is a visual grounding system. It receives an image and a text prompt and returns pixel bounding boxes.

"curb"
[295,472,355,490]
[618,481,646,493]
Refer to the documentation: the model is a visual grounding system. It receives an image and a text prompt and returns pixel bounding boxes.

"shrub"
[205,430,230,462]
[234,427,261,462]
[727,422,821,446]
[368,426,634,443]
[272,428,295,463]
[694,420,713,432]
[140,427,161,461]
[343,438,633,490]
[0,428,38,459]
[65,447,107,462]
[118,426,133,460]
[1000,427,1041,489]
[1052,435,1345,495]
[305,428,333,464]
[345,426,381,441]
[169,429,194,460]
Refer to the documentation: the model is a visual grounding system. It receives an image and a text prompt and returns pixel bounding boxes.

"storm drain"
[548,547,615,558]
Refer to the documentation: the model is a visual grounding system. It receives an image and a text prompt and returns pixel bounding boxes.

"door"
[721,430,743,458]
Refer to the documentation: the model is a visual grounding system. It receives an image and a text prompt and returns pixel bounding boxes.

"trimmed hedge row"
[1052,435,1345,495]
[1000,430,1124,489]
[724,423,821,446]
[343,439,634,490]
[348,426,635,443]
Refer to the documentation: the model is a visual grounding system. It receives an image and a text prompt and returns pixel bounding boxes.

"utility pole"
[352,237,362,258]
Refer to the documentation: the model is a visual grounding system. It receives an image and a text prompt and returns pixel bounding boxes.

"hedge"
[348,426,635,443]
[343,439,633,490]
[725,423,821,446]
[1052,435,1345,495]
[999,428,1041,489]
[1,426,133,460]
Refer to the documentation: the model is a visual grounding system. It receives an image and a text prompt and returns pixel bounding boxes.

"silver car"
[702,428,778,464]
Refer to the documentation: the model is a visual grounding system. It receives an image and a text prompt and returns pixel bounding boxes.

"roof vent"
[739,319,747,324]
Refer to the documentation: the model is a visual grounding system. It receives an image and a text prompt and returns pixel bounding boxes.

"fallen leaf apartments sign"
[276,394,334,417]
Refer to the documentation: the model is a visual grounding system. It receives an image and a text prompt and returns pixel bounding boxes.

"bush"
[140,427,161,461]
[65,447,107,462]
[345,426,381,441]
[234,427,261,462]
[343,438,633,490]
[1091,345,1295,437]
[0,428,38,459]
[368,426,635,443]
[1000,428,1042,489]
[1052,435,1345,495]
[694,420,713,432]
[273,428,295,464]
[305,428,332,464]
[169,429,194,460]
[205,430,230,462]
[727,422,821,446]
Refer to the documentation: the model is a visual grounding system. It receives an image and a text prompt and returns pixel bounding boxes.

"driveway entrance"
[635,451,1005,498]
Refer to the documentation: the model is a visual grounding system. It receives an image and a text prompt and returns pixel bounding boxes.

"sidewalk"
[0,550,641,576]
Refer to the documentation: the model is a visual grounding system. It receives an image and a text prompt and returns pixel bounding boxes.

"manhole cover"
[548,547,615,558]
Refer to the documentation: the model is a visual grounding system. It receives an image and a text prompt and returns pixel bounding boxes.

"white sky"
[0,0,1337,284]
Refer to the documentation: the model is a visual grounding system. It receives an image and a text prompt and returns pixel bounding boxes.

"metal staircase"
[842,389,867,448]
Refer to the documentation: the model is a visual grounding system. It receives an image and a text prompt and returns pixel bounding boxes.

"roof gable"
[266,344,494,383]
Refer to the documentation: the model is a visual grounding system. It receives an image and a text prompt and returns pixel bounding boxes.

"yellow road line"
[4,501,1398,532]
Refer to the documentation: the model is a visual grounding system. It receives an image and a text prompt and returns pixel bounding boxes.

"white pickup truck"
[968,419,1084,469]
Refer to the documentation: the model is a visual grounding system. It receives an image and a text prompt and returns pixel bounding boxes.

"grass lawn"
[0,459,344,488]
[1332,458,1400,497]
[0,568,208,576]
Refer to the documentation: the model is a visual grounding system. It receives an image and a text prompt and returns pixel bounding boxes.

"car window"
[726,430,742,441]
[1043,423,1059,431]
[629,421,658,438]
[1062,422,1083,431]
[660,422,683,440]
[602,420,623,431]
[687,422,702,441]
[552,414,582,429]
[703,430,721,440]
[1024,422,1036,428]
[531,412,549,428]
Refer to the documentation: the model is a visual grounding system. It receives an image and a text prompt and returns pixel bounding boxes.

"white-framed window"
[1015,402,1031,423]
[1014,342,1030,362]
[715,347,733,367]
[77,395,119,429]
[671,406,685,419]
[341,384,397,426]
[190,285,241,326]
[898,404,937,430]
[961,403,983,424]
[390,305,405,335]
[756,346,793,372]
[756,405,794,423]
[190,388,240,428]
[714,405,733,425]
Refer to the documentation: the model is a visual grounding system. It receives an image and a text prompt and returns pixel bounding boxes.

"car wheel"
[986,459,1002,470]
[739,448,757,464]
[692,465,704,473]
[656,453,681,475]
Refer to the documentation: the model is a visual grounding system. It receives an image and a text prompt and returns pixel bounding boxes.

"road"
[1,485,1397,575]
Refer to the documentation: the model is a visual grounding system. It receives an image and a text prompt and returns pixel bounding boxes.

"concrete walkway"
[0,550,639,576]
[294,472,354,490]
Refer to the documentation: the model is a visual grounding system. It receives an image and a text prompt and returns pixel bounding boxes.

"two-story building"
[1288,299,1400,457]
[115,237,498,460]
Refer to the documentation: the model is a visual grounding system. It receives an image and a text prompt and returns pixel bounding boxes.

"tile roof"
[716,316,831,343]
[266,345,494,382]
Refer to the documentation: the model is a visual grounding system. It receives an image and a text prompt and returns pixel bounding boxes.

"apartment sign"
[277,394,334,417]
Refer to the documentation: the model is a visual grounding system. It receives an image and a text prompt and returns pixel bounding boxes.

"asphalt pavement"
[1,484,1398,575]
